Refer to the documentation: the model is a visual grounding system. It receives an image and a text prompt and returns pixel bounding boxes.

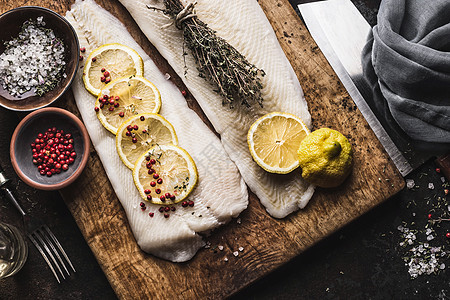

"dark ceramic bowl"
[0,6,79,111]
[10,107,90,190]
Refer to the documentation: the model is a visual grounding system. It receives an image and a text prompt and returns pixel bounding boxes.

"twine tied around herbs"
[147,0,265,108]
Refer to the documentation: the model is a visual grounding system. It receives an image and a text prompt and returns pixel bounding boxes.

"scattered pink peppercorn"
[150,181,156,187]
[149,212,154,217]
[164,213,169,218]
[155,188,161,194]
[147,195,152,201]
[80,47,86,52]
[428,213,432,219]
[119,112,125,118]
[79,55,84,61]
[446,232,450,238]
[94,107,99,112]
[181,90,187,97]
[435,168,441,173]
[101,67,106,72]
[92,57,97,62]
[157,178,163,184]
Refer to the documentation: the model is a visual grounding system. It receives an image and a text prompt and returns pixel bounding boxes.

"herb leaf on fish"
[148,0,265,108]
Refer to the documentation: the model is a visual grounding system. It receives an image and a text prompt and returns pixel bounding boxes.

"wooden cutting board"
[1,0,404,298]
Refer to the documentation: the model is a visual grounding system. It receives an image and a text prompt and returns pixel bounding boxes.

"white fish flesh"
[119,0,315,218]
[66,0,248,262]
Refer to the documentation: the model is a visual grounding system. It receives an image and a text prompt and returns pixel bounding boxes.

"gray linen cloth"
[362,0,450,152]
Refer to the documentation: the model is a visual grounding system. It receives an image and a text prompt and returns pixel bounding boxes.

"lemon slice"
[116,113,178,169]
[83,43,144,96]
[247,112,310,174]
[95,76,161,134]
[133,144,198,205]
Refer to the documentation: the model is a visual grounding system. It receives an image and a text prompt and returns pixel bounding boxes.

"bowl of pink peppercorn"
[10,107,90,190]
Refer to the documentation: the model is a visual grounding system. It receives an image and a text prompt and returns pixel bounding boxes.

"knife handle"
[435,152,450,182]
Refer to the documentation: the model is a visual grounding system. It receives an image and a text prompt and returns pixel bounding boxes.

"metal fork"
[0,167,76,283]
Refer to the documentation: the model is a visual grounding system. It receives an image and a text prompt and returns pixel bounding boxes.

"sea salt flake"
[441,177,446,183]
[238,247,244,252]
[164,73,171,80]
[428,183,434,190]
[233,251,239,257]
[224,257,228,262]
[406,179,415,189]
[218,245,224,251]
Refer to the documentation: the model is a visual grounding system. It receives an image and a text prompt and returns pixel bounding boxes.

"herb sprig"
[148,0,265,108]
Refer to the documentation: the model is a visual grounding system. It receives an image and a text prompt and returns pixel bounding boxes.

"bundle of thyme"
[148,0,265,108]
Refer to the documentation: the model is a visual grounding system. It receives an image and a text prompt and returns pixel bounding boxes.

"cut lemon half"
[116,113,178,169]
[95,76,161,134]
[133,144,198,205]
[83,43,144,96]
[247,112,310,174]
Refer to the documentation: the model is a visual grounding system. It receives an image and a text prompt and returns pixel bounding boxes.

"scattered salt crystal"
[233,251,239,257]
[426,235,434,241]
[406,179,415,189]
[204,241,211,249]
[428,183,434,190]
[236,218,241,224]
[439,263,445,270]
[164,73,171,80]
[224,257,228,262]
[218,245,224,251]
[238,247,244,252]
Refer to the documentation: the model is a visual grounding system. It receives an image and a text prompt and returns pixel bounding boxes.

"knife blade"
[298,0,431,176]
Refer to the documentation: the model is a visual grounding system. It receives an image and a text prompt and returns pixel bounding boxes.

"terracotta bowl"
[10,107,90,190]
[0,6,79,111]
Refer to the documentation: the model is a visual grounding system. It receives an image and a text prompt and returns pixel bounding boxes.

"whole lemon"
[297,128,353,188]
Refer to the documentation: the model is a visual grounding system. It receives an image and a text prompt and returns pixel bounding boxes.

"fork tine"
[27,233,61,284]
[33,230,66,281]
[40,227,70,276]
[44,225,76,273]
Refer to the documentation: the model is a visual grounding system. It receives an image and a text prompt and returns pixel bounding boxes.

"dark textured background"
[1,0,448,299]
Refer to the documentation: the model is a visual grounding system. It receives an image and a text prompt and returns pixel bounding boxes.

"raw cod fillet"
[119,0,315,218]
[66,0,248,262]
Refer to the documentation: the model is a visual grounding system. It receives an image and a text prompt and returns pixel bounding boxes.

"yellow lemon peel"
[297,128,353,188]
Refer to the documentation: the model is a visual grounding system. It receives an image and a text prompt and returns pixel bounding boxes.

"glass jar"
[0,222,28,279]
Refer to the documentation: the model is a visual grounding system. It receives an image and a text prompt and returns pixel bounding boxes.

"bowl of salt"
[0,6,79,111]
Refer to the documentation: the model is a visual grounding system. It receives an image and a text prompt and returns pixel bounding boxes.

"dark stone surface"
[0,1,448,299]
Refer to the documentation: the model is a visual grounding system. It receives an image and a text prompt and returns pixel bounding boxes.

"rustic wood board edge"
[0,0,404,299]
